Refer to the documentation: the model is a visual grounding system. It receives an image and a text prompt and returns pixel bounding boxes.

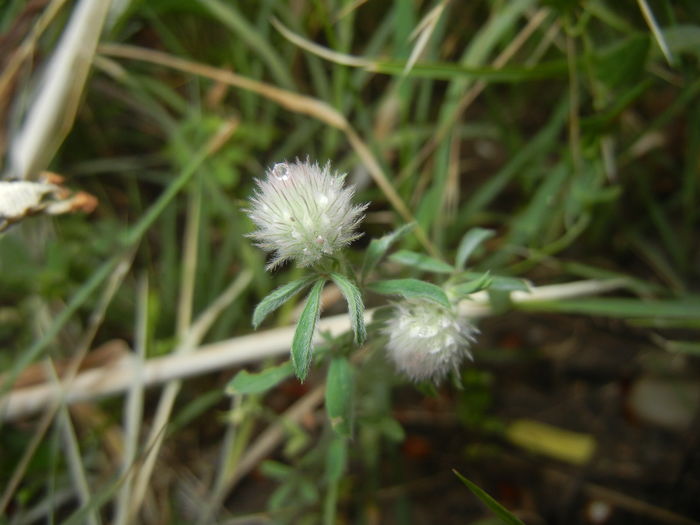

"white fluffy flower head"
[384,300,477,383]
[247,160,367,269]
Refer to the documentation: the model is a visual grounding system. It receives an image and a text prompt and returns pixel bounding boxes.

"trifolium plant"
[232,158,509,418]
[227,159,514,514]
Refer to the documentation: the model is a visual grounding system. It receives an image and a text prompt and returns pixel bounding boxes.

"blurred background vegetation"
[0,0,699,523]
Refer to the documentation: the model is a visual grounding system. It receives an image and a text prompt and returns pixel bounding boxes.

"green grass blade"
[200,0,294,90]
[453,470,525,525]
[517,297,700,319]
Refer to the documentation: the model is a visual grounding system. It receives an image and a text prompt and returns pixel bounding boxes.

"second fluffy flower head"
[247,160,367,269]
[384,299,477,384]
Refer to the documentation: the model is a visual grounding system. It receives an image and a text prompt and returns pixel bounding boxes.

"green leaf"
[330,273,366,345]
[291,279,326,381]
[389,250,454,273]
[325,435,348,482]
[325,357,354,436]
[453,470,525,525]
[369,58,569,82]
[361,222,415,282]
[456,228,496,270]
[369,278,451,308]
[451,272,493,297]
[226,361,293,395]
[252,275,317,328]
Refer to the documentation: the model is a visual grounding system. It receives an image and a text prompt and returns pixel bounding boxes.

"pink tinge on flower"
[383,299,477,383]
[247,160,368,269]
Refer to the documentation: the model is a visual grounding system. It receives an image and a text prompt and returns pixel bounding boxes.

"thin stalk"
[128,171,203,520]
[58,403,101,525]
[114,273,149,525]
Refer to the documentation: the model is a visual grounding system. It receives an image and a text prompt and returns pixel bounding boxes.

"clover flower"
[384,299,477,383]
[247,160,367,270]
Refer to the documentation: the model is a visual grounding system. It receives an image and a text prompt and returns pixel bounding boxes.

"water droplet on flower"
[271,163,290,181]
[318,194,329,205]
[315,235,324,244]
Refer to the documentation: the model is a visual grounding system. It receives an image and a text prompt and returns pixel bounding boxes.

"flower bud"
[384,299,477,383]
[247,160,367,270]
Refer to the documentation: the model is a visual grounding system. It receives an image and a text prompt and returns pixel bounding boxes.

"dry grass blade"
[403,1,448,76]
[128,178,204,520]
[271,8,549,187]
[334,0,370,22]
[99,44,347,126]
[97,43,436,257]
[127,268,253,521]
[636,0,674,66]
[1,280,626,422]
[0,0,69,158]
[271,17,371,67]
[58,403,101,525]
[114,273,149,525]
[399,7,551,182]
[1,310,350,421]
[9,0,111,181]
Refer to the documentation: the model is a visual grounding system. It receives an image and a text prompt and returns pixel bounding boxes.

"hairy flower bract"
[247,160,367,269]
[384,300,477,383]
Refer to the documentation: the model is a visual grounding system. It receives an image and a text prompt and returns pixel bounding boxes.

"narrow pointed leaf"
[453,470,525,525]
[369,278,450,308]
[361,222,415,281]
[330,272,366,345]
[252,275,316,328]
[456,228,495,270]
[226,361,293,395]
[457,271,530,292]
[291,279,326,381]
[389,250,454,273]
